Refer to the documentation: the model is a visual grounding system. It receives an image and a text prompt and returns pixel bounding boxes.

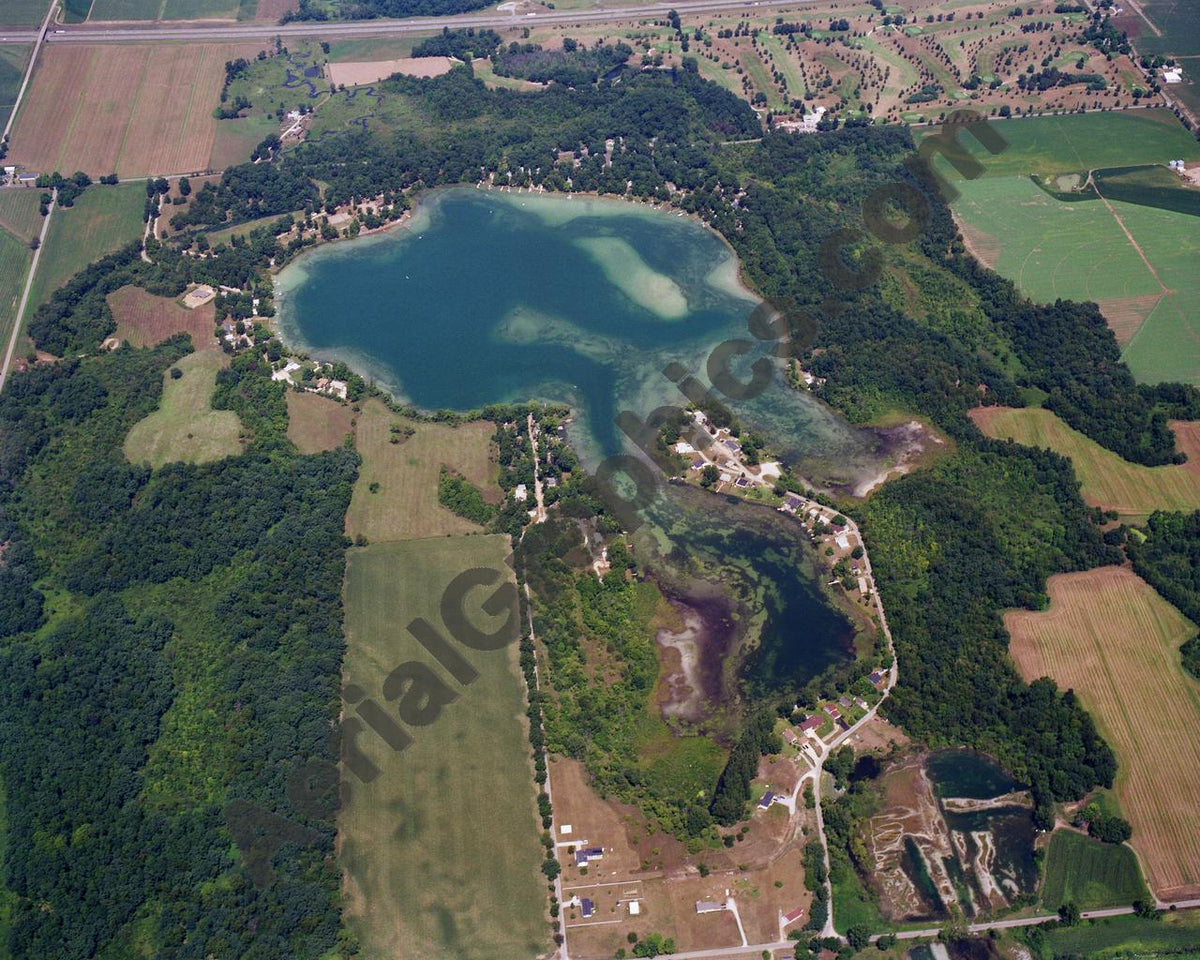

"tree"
[1058,901,1081,926]
[700,464,720,488]
[846,924,871,950]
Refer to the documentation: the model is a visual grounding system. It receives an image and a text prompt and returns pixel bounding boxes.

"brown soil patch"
[286,390,354,454]
[1099,293,1162,347]
[9,43,260,178]
[107,285,217,349]
[954,210,1002,270]
[327,57,456,86]
[1005,567,1200,901]
[254,0,296,21]
[1170,419,1200,478]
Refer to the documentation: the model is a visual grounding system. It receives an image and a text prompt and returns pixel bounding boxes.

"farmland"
[0,1,51,25]
[339,536,547,960]
[86,0,246,20]
[0,231,32,367]
[0,45,30,130]
[27,182,144,315]
[344,399,498,543]
[123,348,244,467]
[107,284,218,349]
[1035,909,1200,960]
[970,406,1200,521]
[285,390,354,454]
[1005,567,1200,901]
[0,190,41,245]
[1041,829,1149,911]
[7,43,260,178]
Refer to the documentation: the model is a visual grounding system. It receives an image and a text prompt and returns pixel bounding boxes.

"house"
[782,495,802,513]
[695,900,726,914]
[513,484,528,501]
[690,458,706,471]
[1163,67,1183,83]
[574,846,604,867]
[783,906,805,924]
[854,696,869,710]
[798,715,822,732]
[628,900,641,916]
[546,476,558,488]
[783,729,802,746]
[674,441,696,455]
[857,577,869,594]
[837,696,851,709]
[869,670,885,686]
[822,704,842,721]
[835,533,850,551]
[581,898,595,918]
[734,477,750,488]
[719,472,733,484]
[725,441,742,454]
[758,790,776,809]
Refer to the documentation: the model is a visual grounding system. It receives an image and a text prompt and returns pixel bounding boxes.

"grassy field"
[124,349,244,467]
[0,45,30,130]
[1041,829,1149,911]
[1005,567,1200,901]
[345,399,498,543]
[0,231,33,368]
[922,109,1200,181]
[108,285,218,349]
[0,0,49,24]
[87,0,241,19]
[28,183,145,314]
[970,407,1200,521]
[1036,909,1200,959]
[0,190,42,245]
[340,536,547,960]
[285,390,353,454]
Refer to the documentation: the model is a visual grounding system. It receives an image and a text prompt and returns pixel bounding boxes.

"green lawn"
[339,536,548,960]
[1041,830,1149,911]
[0,45,30,130]
[124,349,244,467]
[28,183,145,314]
[921,109,1200,181]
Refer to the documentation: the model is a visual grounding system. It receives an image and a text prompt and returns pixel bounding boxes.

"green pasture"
[0,231,32,364]
[921,109,1200,180]
[1035,909,1200,959]
[0,45,29,129]
[0,188,43,244]
[0,0,52,24]
[1041,830,1149,911]
[340,536,548,960]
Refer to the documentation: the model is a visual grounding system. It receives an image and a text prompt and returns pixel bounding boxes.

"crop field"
[1005,567,1200,901]
[7,43,260,177]
[969,407,1200,521]
[345,399,498,543]
[1037,909,1200,960]
[0,45,29,130]
[87,0,243,20]
[107,285,218,349]
[0,1,50,25]
[924,109,1200,181]
[1119,0,1200,58]
[340,536,547,960]
[123,349,244,467]
[1041,829,1149,911]
[0,190,41,245]
[285,390,354,454]
[27,183,144,314]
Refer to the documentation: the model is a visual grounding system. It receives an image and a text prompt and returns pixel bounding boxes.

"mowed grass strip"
[346,398,499,542]
[124,349,244,467]
[285,390,353,454]
[340,536,548,960]
[970,406,1200,520]
[1005,567,1200,900]
[1041,829,1149,911]
[28,183,145,314]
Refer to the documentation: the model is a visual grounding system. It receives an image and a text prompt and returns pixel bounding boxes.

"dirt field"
[1098,293,1163,347]
[8,43,260,177]
[285,390,354,454]
[327,57,457,86]
[1005,567,1200,901]
[124,348,244,467]
[345,399,499,543]
[970,406,1200,520]
[108,284,218,349]
[340,536,547,960]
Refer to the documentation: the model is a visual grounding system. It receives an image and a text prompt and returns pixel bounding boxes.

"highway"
[23,0,821,43]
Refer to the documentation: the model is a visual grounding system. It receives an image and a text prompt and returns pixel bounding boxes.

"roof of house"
[799,716,822,731]
[758,791,775,808]
[784,906,805,922]
[696,900,725,913]
[581,898,595,917]
[784,495,802,509]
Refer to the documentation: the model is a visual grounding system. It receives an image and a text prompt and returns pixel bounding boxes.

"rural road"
[36,0,823,43]
[0,189,53,394]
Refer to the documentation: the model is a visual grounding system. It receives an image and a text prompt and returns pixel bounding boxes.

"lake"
[277,187,885,702]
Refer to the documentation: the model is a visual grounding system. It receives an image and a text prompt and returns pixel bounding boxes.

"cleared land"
[7,43,259,178]
[970,406,1200,521]
[107,285,218,349]
[327,57,456,86]
[1041,829,1149,911]
[1005,567,1200,901]
[285,390,353,454]
[27,183,145,314]
[124,349,244,467]
[345,399,498,542]
[340,536,547,960]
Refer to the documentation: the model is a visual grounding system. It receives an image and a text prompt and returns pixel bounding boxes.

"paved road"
[0,189,53,393]
[41,0,821,43]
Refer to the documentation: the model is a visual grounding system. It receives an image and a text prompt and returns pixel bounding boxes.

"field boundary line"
[0,189,53,393]
[2,0,57,141]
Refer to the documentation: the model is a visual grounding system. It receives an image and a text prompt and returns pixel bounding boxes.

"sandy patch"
[574,236,688,320]
[328,57,457,86]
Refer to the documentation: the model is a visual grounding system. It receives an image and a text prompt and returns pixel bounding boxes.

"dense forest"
[8,57,1199,952]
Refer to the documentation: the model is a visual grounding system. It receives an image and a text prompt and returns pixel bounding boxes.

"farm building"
[695,900,726,914]
[1163,68,1183,83]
